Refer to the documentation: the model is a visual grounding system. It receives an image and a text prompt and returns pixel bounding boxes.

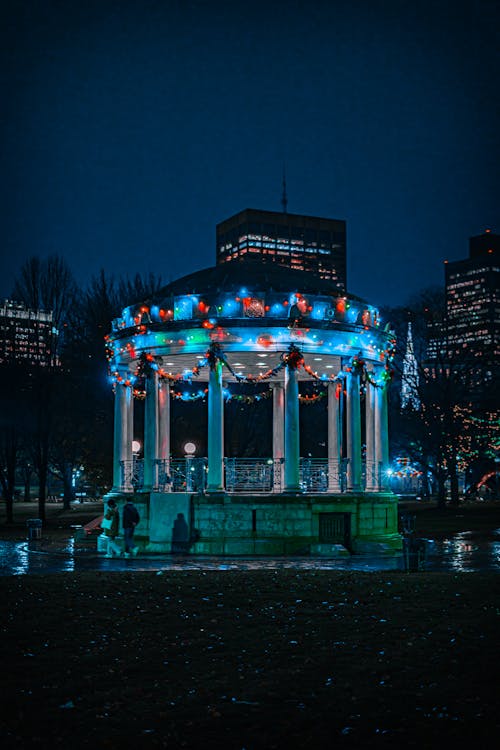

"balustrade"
[121,457,381,494]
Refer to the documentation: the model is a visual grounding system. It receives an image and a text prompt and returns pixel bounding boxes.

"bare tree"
[11,257,43,311]
[9,256,79,519]
[117,272,163,307]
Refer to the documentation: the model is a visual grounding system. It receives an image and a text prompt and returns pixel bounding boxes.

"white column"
[284,365,300,491]
[143,370,159,491]
[113,380,133,492]
[327,381,342,492]
[158,379,170,482]
[345,370,362,491]
[207,360,224,491]
[365,379,376,491]
[271,382,284,492]
[374,378,390,490]
[271,382,285,460]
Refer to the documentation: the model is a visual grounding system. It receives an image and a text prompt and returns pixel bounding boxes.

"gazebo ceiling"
[131,350,343,383]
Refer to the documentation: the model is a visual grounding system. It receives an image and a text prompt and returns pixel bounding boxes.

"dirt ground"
[1,569,499,749]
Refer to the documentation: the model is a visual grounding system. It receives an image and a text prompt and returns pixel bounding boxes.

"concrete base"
[102,490,402,556]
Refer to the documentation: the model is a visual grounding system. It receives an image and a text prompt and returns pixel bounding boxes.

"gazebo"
[104,262,401,555]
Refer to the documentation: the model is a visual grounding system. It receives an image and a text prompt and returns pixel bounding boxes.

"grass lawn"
[399,500,500,537]
[0,501,104,541]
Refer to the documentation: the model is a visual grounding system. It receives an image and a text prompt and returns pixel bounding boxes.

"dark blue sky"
[1,0,499,308]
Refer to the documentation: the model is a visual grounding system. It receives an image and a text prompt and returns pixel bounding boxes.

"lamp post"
[184,442,196,491]
[131,440,141,491]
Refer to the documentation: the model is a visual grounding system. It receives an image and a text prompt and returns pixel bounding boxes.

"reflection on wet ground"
[1,529,500,576]
[422,530,500,572]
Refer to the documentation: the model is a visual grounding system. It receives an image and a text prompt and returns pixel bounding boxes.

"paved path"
[1,530,500,575]
[0,538,406,575]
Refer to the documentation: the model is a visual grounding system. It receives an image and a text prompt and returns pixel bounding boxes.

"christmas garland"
[113,342,394,395]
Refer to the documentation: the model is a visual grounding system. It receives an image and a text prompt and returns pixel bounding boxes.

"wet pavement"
[1,529,500,575]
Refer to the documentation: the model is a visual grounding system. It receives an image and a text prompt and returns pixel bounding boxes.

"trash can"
[26,518,42,541]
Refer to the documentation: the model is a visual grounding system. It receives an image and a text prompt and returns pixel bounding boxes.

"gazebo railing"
[119,458,381,493]
[225,458,281,493]
[120,458,144,492]
[363,460,384,491]
[300,458,329,492]
[154,458,207,492]
[299,458,349,493]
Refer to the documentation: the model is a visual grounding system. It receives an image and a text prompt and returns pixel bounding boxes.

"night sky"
[1,0,499,309]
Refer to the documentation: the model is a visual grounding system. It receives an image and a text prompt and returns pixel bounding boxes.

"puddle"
[1,531,500,576]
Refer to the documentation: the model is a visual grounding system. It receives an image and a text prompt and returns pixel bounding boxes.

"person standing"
[103,499,121,558]
[122,499,140,557]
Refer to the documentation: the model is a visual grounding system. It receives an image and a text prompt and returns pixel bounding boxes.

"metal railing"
[363,460,384,491]
[120,458,144,492]
[119,457,382,494]
[154,458,207,492]
[225,458,282,493]
[299,458,349,493]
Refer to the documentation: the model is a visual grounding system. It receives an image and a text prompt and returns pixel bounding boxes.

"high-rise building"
[443,230,499,406]
[0,300,57,367]
[216,208,347,291]
[445,230,499,361]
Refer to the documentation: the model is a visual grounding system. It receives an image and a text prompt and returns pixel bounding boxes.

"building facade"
[216,208,347,290]
[444,230,499,404]
[0,300,56,367]
[445,230,499,359]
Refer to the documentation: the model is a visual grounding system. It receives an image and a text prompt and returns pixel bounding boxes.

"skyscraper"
[216,208,347,291]
[445,230,499,360]
[444,230,499,406]
[0,300,57,367]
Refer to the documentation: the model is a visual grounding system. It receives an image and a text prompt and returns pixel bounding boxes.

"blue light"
[346,306,358,323]
[222,298,239,316]
[311,302,328,320]
[175,296,194,320]
[270,302,286,316]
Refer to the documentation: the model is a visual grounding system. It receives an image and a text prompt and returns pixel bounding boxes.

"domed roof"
[154,261,365,303]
